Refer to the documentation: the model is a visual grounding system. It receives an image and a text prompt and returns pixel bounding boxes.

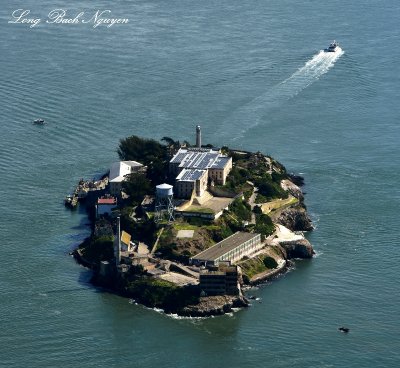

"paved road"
[248,185,258,225]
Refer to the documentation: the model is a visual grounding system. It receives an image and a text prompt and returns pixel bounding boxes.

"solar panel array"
[170,151,188,164]
[176,169,207,182]
[179,152,219,170]
[210,156,231,169]
[170,148,231,183]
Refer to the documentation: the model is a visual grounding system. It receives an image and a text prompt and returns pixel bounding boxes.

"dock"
[64,176,108,210]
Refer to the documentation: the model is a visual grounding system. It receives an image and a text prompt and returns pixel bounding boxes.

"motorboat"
[64,194,78,209]
[324,40,339,52]
[33,119,45,125]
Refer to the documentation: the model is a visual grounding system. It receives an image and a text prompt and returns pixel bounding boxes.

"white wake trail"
[276,47,344,99]
[220,48,344,140]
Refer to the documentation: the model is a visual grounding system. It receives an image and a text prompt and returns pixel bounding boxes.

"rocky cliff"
[278,238,314,259]
[277,206,313,232]
[179,295,249,317]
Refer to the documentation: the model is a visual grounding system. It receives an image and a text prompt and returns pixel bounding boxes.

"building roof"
[210,156,231,170]
[97,197,117,205]
[109,161,143,183]
[179,151,219,170]
[170,149,189,164]
[170,148,220,169]
[176,168,207,182]
[192,232,260,262]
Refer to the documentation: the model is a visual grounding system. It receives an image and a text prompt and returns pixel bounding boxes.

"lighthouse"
[196,125,201,148]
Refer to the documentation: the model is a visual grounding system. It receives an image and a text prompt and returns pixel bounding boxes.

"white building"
[109,161,144,196]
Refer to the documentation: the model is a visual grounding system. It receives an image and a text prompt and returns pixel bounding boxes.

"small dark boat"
[64,195,78,209]
[33,119,45,125]
[338,327,349,333]
[324,40,339,53]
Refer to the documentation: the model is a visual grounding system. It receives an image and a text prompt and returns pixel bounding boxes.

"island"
[69,126,314,317]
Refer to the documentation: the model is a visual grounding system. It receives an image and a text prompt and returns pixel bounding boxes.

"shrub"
[229,198,252,222]
[263,256,278,269]
[80,236,114,264]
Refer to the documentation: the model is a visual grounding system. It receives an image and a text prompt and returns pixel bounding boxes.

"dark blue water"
[1,1,399,367]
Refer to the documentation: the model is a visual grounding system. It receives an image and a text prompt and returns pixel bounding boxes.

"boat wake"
[219,47,344,141]
[271,47,344,101]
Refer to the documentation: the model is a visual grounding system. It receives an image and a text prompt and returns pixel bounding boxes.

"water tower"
[155,183,175,223]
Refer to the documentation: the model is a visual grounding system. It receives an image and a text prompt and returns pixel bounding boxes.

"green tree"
[117,135,168,165]
[229,198,252,221]
[255,214,275,237]
[122,173,152,205]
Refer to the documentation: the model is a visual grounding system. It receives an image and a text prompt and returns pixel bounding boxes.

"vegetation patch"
[229,198,252,222]
[156,224,215,263]
[239,257,269,283]
[125,278,200,312]
[255,193,268,204]
[255,214,275,238]
[254,175,288,201]
[239,255,279,283]
[184,206,215,214]
[79,236,114,264]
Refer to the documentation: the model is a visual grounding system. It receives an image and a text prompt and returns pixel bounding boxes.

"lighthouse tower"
[196,125,201,148]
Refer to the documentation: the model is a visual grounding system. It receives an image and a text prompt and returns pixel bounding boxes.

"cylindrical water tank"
[156,183,173,197]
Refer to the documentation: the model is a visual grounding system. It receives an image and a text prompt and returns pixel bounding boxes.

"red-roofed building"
[98,198,117,205]
[96,196,117,218]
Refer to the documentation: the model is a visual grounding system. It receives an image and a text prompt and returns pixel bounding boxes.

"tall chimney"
[196,125,201,148]
[115,216,121,267]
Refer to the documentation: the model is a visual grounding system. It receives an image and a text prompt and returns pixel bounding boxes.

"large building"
[169,127,233,199]
[109,160,144,195]
[190,232,262,266]
[199,265,241,296]
[169,148,220,177]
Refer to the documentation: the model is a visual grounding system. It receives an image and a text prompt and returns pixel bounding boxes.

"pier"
[65,177,108,209]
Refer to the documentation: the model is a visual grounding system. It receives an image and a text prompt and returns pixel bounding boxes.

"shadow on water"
[44,286,93,294]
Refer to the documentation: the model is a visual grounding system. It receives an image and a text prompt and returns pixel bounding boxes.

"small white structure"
[109,161,143,196]
[155,183,175,223]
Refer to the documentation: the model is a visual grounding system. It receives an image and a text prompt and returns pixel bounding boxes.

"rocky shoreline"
[179,295,249,317]
[73,207,314,318]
